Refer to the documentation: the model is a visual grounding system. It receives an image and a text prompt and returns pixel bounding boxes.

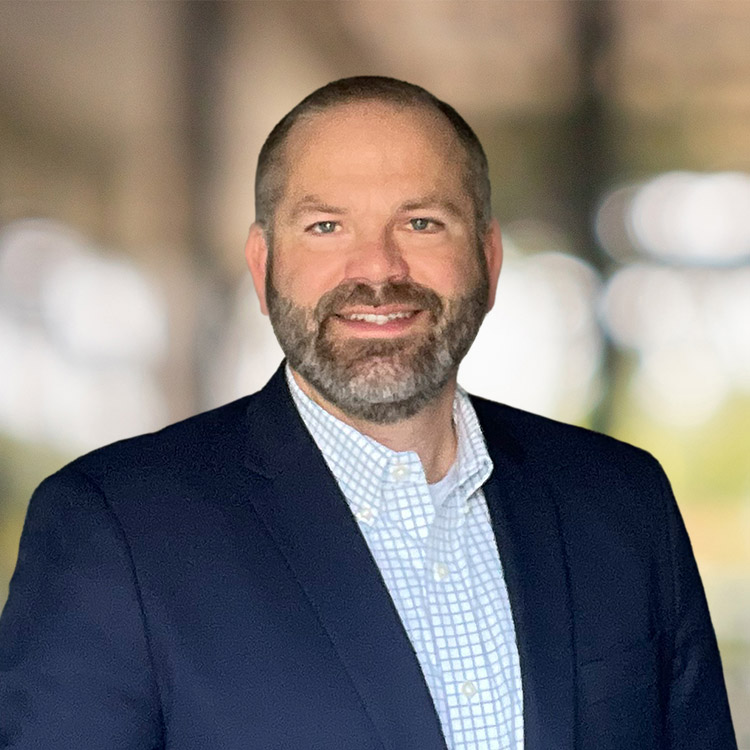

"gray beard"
[266,271,488,424]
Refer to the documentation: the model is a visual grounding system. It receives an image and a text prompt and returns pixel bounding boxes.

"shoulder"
[27,385,291,535]
[56,366,295,499]
[470,394,651,460]
[67,394,255,479]
[469,394,667,494]
[41,365,295,508]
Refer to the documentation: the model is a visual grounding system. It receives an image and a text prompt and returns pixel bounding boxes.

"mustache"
[314,280,444,323]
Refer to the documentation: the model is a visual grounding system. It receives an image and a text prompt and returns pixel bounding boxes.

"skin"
[246,101,502,482]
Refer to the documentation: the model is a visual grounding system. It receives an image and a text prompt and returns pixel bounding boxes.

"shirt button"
[433,562,450,581]
[390,464,410,482]
[355,505,375,525]
[460,681,478,698]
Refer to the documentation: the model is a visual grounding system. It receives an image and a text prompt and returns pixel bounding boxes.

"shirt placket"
[287,370,522,750]
[426,484,499,747]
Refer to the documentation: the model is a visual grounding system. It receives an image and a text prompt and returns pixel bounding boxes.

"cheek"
[271,254,343,307]
[408,253,481,297]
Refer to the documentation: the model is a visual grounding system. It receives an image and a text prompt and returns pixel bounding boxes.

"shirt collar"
[286,366,493,518]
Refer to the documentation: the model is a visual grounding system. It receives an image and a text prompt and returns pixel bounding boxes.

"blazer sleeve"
[656,463,738,749]
[0,467,163,749]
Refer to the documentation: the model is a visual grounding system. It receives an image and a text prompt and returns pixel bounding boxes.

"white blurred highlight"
[596,171,750,265]
[42,254,166,364]
[0,219,168,452]
[601,264,750,425]
[460,246,603,422]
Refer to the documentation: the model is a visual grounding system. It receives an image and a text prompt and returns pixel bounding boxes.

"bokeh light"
[0,219,168,451]
[601,263,750,426]
[597,171,750,266]
[461,238,603,422]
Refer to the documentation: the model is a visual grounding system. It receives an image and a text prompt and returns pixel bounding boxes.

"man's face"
[248,102,501,423]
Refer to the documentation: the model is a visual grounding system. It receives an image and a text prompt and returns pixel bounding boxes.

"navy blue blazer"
[0,366,737,749]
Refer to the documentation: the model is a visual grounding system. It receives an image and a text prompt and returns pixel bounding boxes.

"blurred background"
[1,0,748,739]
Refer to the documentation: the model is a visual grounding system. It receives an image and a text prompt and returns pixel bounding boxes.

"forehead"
[279,101,468,195]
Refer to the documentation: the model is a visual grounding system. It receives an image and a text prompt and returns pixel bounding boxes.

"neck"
[290,369,458,483]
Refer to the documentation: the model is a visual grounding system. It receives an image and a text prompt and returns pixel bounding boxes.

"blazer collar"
[241,364,448,749]
[472,396,577,750]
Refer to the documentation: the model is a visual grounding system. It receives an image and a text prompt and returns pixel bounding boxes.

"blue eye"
[410,218,433,231]
[311,220,338,234]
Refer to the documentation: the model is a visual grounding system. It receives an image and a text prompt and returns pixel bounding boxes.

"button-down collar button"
[390,464,410,482]
[460,680,478,698]
[433,562,450,581]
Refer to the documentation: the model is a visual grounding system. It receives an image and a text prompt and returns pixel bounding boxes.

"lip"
[331,308,425,337]
[335,305,420,317]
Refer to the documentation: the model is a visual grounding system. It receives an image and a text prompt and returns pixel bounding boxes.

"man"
[0,77,737,749]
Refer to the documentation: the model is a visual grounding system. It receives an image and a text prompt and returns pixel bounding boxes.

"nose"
[343,229,410,284]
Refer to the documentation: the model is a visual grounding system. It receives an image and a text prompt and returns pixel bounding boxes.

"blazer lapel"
[473,398,577,750]
[242,368,447,750]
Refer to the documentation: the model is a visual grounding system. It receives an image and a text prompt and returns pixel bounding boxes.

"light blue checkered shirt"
[287,369,524,750]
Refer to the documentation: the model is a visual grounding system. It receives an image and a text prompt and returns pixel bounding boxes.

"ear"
[483,218,503,312]
[245,222,270,316]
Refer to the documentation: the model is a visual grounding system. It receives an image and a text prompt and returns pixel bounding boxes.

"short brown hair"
[254,76,491,242]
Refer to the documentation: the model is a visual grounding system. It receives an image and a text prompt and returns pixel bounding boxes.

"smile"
[339,311,416,326]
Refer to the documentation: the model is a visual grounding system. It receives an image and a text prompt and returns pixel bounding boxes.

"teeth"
[344,311,413,325]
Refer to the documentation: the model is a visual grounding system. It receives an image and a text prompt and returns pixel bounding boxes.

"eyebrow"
[285,193,467,223]
[287,195,348,222]
[398,194,465,219]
